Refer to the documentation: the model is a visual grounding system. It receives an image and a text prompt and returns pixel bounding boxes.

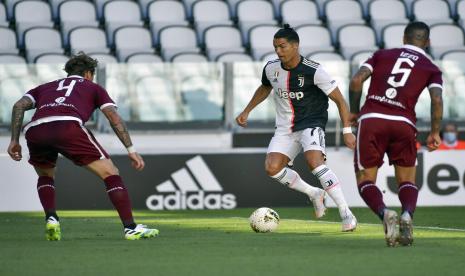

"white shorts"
[267,127,326,160]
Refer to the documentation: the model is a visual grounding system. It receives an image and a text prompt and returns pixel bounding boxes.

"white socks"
[312,165,351,218]
[271,167,320,199]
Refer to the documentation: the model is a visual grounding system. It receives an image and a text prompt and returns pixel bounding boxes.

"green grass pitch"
[1,207,465,276]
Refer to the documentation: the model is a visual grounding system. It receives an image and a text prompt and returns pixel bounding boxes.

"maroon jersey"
[359,45,443,127]
[23,75,116,132]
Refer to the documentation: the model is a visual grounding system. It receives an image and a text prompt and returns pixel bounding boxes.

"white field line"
[232,217,465,232]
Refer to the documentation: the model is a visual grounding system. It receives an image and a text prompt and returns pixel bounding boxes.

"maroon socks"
[398,182,418,217]
[358,181,386,220]
[37,176,58,220]
[104,175,135,228]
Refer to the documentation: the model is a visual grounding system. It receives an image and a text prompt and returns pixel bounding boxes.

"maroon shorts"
[25,120,109,168]
[354,118,417,172]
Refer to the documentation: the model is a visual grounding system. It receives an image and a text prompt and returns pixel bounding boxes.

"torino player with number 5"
[349,22,443,247]
[7,53,159,241]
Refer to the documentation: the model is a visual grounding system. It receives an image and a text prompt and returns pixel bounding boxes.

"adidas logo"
[146,155,237,210]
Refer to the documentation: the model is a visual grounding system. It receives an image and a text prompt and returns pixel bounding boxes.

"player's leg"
[84,158,158,239]
[25,124,61,240]
[389,124,418,246]
[356,118,402,246]
[266,134,327,218]
[300,127,356,230]
[34,166,61,241]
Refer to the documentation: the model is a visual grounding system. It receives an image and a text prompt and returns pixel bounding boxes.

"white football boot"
[124,224,159,240]
[399,212,414,246]
[341,209,357,232]
[309,188,327,219]
[383,209,399,247]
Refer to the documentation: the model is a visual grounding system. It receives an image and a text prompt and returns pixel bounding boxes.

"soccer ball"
[249,207,280,233]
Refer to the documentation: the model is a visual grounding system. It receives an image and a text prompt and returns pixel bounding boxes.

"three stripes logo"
[146,155,237,210]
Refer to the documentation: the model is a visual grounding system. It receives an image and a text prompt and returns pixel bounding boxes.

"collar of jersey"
[402,44,426,56]
[280,55,303,71]
[67,75,83,79]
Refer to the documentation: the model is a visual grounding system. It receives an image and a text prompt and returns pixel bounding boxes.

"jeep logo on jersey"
[276,88,304,100]
[146,156,237,210]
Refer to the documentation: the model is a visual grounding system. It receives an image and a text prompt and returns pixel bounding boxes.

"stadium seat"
[171,52,208,62]
[350,50,374,75]
[34,53,68,63]
[5,0,22,19]
[126,53,163,63]
[59,0,99,46]
[0,3,8,26]
[14,0,54,47]
[181,0,199,19]
[24,27,64,62]
[441,49,465,81]
[134,76,181,121]
[412,0,453,26]
[148,0,189,46]
[369,0,409,44]
[103,0,143,46]
[324,0,365,41]
[69,27,110,55]
[89,52,118,67]
[249,24,280,60]
[49,0,69,20]
[381,23,407,49]
[307,51,344,61]
[204,25,245,61]
[280,0,321,27]
[452,75,465,117]
[237,0,277,43]
[0,53,26,63]
[193,0,233,42]
[113,26,154,61]
[337,24,378,59]
[0,27,19,54]
[296,24,334,56]
[225,0,243,17]
[216,52,253,62]
[233,73,275,120]
[429,23,465,58]
[159,25,200,61]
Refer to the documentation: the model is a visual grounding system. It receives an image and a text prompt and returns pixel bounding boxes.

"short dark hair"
[274,24,299,44]
[64,52,98,76]
[404,21,430,42]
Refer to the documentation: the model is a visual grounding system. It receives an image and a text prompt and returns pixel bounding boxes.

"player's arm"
[7,96,34,161]
[426,87,443,151]
[235,84,273,127]
[349,66,372,116]
[328,88,356,149]
[101,106,145,171]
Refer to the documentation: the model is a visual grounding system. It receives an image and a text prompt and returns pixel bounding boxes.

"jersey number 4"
[387,58,415,88]
[56,79,76,96]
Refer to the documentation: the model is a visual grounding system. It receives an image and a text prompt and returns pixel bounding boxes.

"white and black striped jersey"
[261,56,338,135]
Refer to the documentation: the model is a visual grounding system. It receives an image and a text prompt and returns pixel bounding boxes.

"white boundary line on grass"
[236,217,465,232]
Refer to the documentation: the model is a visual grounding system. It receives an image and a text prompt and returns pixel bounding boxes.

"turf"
[1,207,464,276]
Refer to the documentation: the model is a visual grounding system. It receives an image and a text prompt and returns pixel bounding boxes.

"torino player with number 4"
[7,53,159,241]
[349,22,443,247]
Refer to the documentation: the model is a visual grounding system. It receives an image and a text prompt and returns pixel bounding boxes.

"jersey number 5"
[387,58,415,88]
[56,79,76,96]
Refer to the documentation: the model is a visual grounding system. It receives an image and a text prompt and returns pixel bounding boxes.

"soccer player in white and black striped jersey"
[236,24,357,231]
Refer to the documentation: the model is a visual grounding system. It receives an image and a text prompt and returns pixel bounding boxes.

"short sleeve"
[261,66,271,87]
[428,67,443,90]
[95,84,117,110]
[24,87,37,107]
[361,51,377,72]
[314,65,338,95]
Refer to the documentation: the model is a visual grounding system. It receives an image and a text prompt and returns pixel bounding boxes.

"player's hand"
[348,113,358,127]
[343,133,356,150]
[236,111,249,127]
[128,152,145,171]
[7,141,22,161]
[426,132,441,152]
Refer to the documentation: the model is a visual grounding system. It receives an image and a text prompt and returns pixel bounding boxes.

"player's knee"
[307,160,324,171]
[265,162,284,176]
